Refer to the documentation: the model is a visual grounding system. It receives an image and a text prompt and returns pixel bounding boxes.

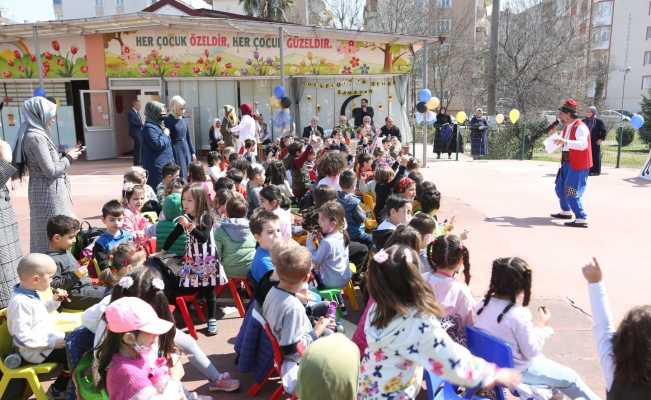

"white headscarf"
[12,96,58,176]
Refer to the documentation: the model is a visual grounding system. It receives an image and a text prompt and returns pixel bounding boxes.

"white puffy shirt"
[231,114,257,142]
[7,287,65,363]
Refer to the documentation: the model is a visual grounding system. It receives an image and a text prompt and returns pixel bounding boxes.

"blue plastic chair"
[423,370,485,400]
[465,326,514,400]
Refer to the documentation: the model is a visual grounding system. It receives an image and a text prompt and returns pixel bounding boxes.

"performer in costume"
[583,106,607,176]
[550,99,592,228]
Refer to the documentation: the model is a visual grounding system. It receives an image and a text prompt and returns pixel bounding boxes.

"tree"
[496,0,588,114]
[640,89,651,146]
[239,0,294,21]
[323,0,364,29]
[487,0,500,115]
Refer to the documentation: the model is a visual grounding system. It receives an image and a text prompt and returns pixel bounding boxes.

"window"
[645,51,651,65]
[438,0,452,8]
[592,1,613,27]
[647,27,651,40]
[591,27,610,50]
[555,0,570,16]
[643,76,651,89]
[116,0,124,6]
[438,19,451,34]
[95,0,104,16]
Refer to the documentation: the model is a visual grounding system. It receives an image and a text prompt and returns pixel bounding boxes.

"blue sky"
[0,0,55,22]
[0,0,211,23]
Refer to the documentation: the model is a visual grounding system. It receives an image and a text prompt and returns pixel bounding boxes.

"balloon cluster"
[415,88,439,125]
[271,85,292,129]
[631,114,645,130]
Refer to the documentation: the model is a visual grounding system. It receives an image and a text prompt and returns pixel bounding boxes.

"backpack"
[71,221,105,261]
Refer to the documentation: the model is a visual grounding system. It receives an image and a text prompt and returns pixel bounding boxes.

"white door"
[80,90,117,161]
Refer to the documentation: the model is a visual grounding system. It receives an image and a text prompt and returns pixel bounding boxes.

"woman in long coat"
[141,101,174,190]
[13,97,81,253]
[220,105,239,150]
[164,96,195,179]
[0,140,20,308]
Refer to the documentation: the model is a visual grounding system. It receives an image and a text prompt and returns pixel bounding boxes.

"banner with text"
[104,30,413,78]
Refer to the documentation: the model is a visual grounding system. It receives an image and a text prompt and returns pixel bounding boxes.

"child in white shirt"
[474,257,600,400]
[8,254,70,397]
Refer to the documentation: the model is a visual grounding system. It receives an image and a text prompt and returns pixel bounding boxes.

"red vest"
[563,120,593,171]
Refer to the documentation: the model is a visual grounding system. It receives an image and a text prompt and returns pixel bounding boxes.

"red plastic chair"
[214,277,253,318]
[247,309,296,400]
[175,293,206,340]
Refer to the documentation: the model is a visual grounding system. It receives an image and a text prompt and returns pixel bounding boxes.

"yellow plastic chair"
[0,309,59,400]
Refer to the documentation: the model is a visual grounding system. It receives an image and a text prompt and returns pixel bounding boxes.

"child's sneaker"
[208,372,240,392]
[206,319,218,336]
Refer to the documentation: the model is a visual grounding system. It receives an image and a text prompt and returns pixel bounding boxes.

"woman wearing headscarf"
[220,105,239,150]
[141,101,173,189]
[13,96,81,252]
[0,139,21,308]
[231,103,257,155]
[164,96,196,179]
[583,106,607,176]
[208,118,222,151]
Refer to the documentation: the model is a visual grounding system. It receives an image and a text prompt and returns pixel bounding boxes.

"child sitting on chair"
[7,254,71,399]
[262,244,334,395]
[47,215,107,310]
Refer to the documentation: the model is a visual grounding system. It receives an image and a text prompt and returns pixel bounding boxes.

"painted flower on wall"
[336,40,358,56]
[51,40,60,51]
[47,40,82,77]
[360,64,370,74]
[350,57,360,68]
[70,46,78,55]
[341,66,352,74]
[2,71,11,78]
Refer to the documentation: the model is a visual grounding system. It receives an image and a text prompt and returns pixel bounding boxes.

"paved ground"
[11,155,650,398]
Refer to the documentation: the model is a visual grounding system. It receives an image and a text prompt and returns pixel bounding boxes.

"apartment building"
[596,1,651,113]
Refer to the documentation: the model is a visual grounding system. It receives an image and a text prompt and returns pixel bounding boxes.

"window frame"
[642,76,651,90]
[438,18,452,34]
[438,0,452,9]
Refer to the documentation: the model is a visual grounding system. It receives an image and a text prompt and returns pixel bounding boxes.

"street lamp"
[616,66,632,168]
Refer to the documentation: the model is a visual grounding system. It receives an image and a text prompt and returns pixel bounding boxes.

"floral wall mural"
[104,30,413,78]
[0,38,88,79]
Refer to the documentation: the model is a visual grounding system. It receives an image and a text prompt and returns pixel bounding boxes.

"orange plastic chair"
[214,277,253,318]
[175,293,206,340]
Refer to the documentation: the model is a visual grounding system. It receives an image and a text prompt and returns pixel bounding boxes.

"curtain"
[393,75,411,143]
[291,77,306,138]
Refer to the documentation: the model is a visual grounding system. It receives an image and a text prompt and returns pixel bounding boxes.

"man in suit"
[583,106,607,176]
[302,116,325,139]
[352,98,374,128]
[127,99,144,166]
[380,116,401,142]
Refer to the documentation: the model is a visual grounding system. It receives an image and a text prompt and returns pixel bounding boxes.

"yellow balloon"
[495,113,504,124]
[270,97,281,108]
[456,111,467,124]
[509,109,520,123]
[426,96,440,110]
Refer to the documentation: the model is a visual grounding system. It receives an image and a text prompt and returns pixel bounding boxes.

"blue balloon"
[33,87,46,97]
[273,85,285,99]
[418,88,432,103]
[631,114,645,129]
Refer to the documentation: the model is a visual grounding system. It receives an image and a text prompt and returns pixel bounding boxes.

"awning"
[0,12,438,47]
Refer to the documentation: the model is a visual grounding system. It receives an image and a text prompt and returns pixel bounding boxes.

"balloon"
[280,96,291,109]
[273,85,285,99]
[418,89,432,103]
[270,97,281,108]
[416,101,427,113]
[33,87,46,97]
[426,111,436,123]
[509,109,520,123]
[426,97,440,110]
[495,113,505,124]
[456,111,467,124]
[631,114,645,129]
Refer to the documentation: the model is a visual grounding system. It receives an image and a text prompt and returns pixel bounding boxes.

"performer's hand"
[191,154,197,161]
[554,138,565,146]
[596,139,603,145]
[536,306,551,327]
[582,257,602,284]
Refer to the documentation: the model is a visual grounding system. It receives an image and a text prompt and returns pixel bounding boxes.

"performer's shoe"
[589,172,600,176]
[550,213,573,220]
[564,220,588,228]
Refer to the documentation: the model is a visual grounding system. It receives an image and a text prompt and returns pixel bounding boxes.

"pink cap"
[105,297,174,335]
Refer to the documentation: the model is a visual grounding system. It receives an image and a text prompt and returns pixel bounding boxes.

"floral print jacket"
[358,305,498,400]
